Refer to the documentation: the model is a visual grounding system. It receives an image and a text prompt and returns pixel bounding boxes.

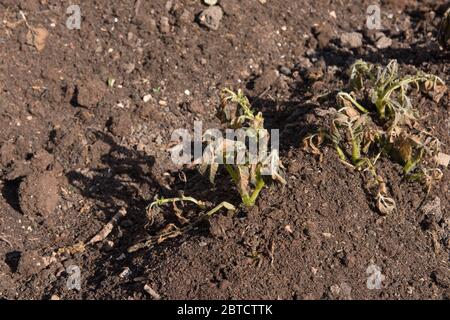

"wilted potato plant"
[305,60,448,215]
[200,89,286,206]
[129,89,285,251]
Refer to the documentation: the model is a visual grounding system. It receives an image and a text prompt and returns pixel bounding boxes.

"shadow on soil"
[64,130,241,297]
[63,36,448,296]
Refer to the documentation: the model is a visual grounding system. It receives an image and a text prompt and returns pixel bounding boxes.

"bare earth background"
[0,0,449,299]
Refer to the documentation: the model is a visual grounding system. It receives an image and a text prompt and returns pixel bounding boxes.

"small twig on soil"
[269,238,275,267]
[0,235,12,248]
[134,0,142,17]
[87,207,127,245]
[46,207,128,263]
[144,284,161,300]
[19,11,32,30]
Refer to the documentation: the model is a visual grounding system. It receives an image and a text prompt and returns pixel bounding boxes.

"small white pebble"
[144,284,161,300]
[184,89,191,96]
[143,94,152,103]
[119,267,132,278]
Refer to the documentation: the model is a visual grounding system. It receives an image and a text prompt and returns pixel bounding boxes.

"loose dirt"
[0,0,448,300]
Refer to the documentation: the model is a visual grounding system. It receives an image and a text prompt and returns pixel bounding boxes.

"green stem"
[375,98,385,119]
[351,137,361,164]
[206,201,236,216]
[225,164,251,205]
[335,145,347,161]
[403,160,416,174]
[225,164,266,207]
[245,176,265,207]
[225,164,239,185]
[338,92,369,113]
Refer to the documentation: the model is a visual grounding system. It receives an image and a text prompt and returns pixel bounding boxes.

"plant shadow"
[64,130,241,297]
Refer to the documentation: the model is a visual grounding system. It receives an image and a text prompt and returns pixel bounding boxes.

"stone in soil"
[198,6,223,30]
[188,100,206,114]
[280,66,292,76]
[76,78,107,108]
[204,0,218,5]
[340,32,363,49]
[383,0,411,10]
[0,142,16,167]
[159,16,170,34]
[17,250,46,277]
[178,9,193,25]
[253,69,279,93]
[135,16,157,33]
[19,171,59,217]
[314,23,335,49]
[109,113,133,138]
[375,33,392,49]
[19,0,40,12]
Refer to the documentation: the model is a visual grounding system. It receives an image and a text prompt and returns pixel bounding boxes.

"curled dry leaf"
[303,132,324,160]
[422,79,447,103]
[396,135,413,163]
[157,223,181,244]
[377,194,396,215]
[423,169,444,193]
[129,199,235,252]
[56,242,86,255]
[172,201,190,225]
[260,149,287,184]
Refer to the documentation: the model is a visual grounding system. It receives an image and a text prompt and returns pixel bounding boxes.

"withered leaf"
[396,136,413,163]
[377,195,396,215]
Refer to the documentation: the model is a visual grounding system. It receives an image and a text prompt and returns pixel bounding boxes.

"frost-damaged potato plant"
[200,89,286,207]
[128,89,286,252]
[305,60,448,215]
